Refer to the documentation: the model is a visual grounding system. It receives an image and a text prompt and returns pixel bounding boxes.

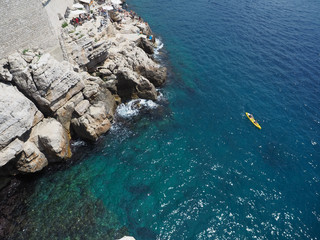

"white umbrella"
[69,10,87,18]
[72,3,84,9]
[111,0,122,5]
[79,0,91,4]
[103,5,114,10]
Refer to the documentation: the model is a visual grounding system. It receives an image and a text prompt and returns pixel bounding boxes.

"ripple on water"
[7,0,320,239]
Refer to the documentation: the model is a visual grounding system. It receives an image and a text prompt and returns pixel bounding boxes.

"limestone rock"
[30,118,71,161]
[0,82,43,149]
[136,22,152,35]
[136,77,158,100]
[82,78,117,117]
[71,103,111,141]
[67,40,90,67]
[16,141,48,173]
[107,23,117,38]
[104,79,118,94]
[83,80,101,100]
[98,68,113,78]
[0,59,12,82]
[136,37,154,55]
[137,66,167,87]
[74,100,90,117]
[109,11,122,22]
[50,81,85,113]
[0,139,24,167]
[31,53,84,113]
[118,237,136,240]
[107,41,166,87]
[117,67,157,101]
[54,91,84,132]
[8,52,37,95]
[8,51,84,115]
[85,42,109,71]
[108,41,167,88]
[21,51,36,63]
[63,35,109,72]
[55,101,76,133]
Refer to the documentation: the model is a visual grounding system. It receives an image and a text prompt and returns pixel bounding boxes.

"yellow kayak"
[246,112,261,129]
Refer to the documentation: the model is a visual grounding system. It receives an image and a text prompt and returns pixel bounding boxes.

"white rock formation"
[0,59,12,82]
[116,67,157,101]
[71,103,112,141]
[8,51,84,115]
[0,139,24,167]
[118,237,136,240]
[17,141,48,173]
[0,82,43,150]
[0,1,167,175]
[30,118,71,161]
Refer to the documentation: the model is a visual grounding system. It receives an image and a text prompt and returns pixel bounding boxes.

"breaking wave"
[115,99,159,118]
[154,38,164,55]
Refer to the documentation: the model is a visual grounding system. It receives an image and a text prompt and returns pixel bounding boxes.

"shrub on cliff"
[62,22,68,28]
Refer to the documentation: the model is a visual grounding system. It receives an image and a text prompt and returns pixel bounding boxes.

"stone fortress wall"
[0,0,73,60]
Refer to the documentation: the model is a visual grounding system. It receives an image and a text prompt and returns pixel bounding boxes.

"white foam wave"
[154,38,164,55]
[116,99,159,118]
[110,123,122,132]
[71,140,86,147]
[109,122,132,142]
[157,90,165,101]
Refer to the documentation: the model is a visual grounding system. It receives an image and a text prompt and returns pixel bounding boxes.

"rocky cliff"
[0,1,167,177]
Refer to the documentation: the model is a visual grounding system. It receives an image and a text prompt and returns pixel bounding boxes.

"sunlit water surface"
[9,0,320,239]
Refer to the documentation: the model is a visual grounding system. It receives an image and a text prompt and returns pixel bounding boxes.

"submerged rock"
[6,181,129,240]
[136,227,157,240]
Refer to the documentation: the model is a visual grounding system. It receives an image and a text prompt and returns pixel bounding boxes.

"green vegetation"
[22,49,29,55]
[61,22,68,28]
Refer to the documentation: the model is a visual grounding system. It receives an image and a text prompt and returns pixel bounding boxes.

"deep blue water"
[10,0,320,239]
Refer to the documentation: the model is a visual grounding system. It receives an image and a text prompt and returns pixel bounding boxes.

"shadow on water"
[259,141,293,170]
[8,188,129,240]
[121,199,157,240]
[136,227,157,240]
[128,184,151,195]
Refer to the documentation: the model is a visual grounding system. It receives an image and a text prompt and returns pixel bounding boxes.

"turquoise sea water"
[9,0,320,239]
